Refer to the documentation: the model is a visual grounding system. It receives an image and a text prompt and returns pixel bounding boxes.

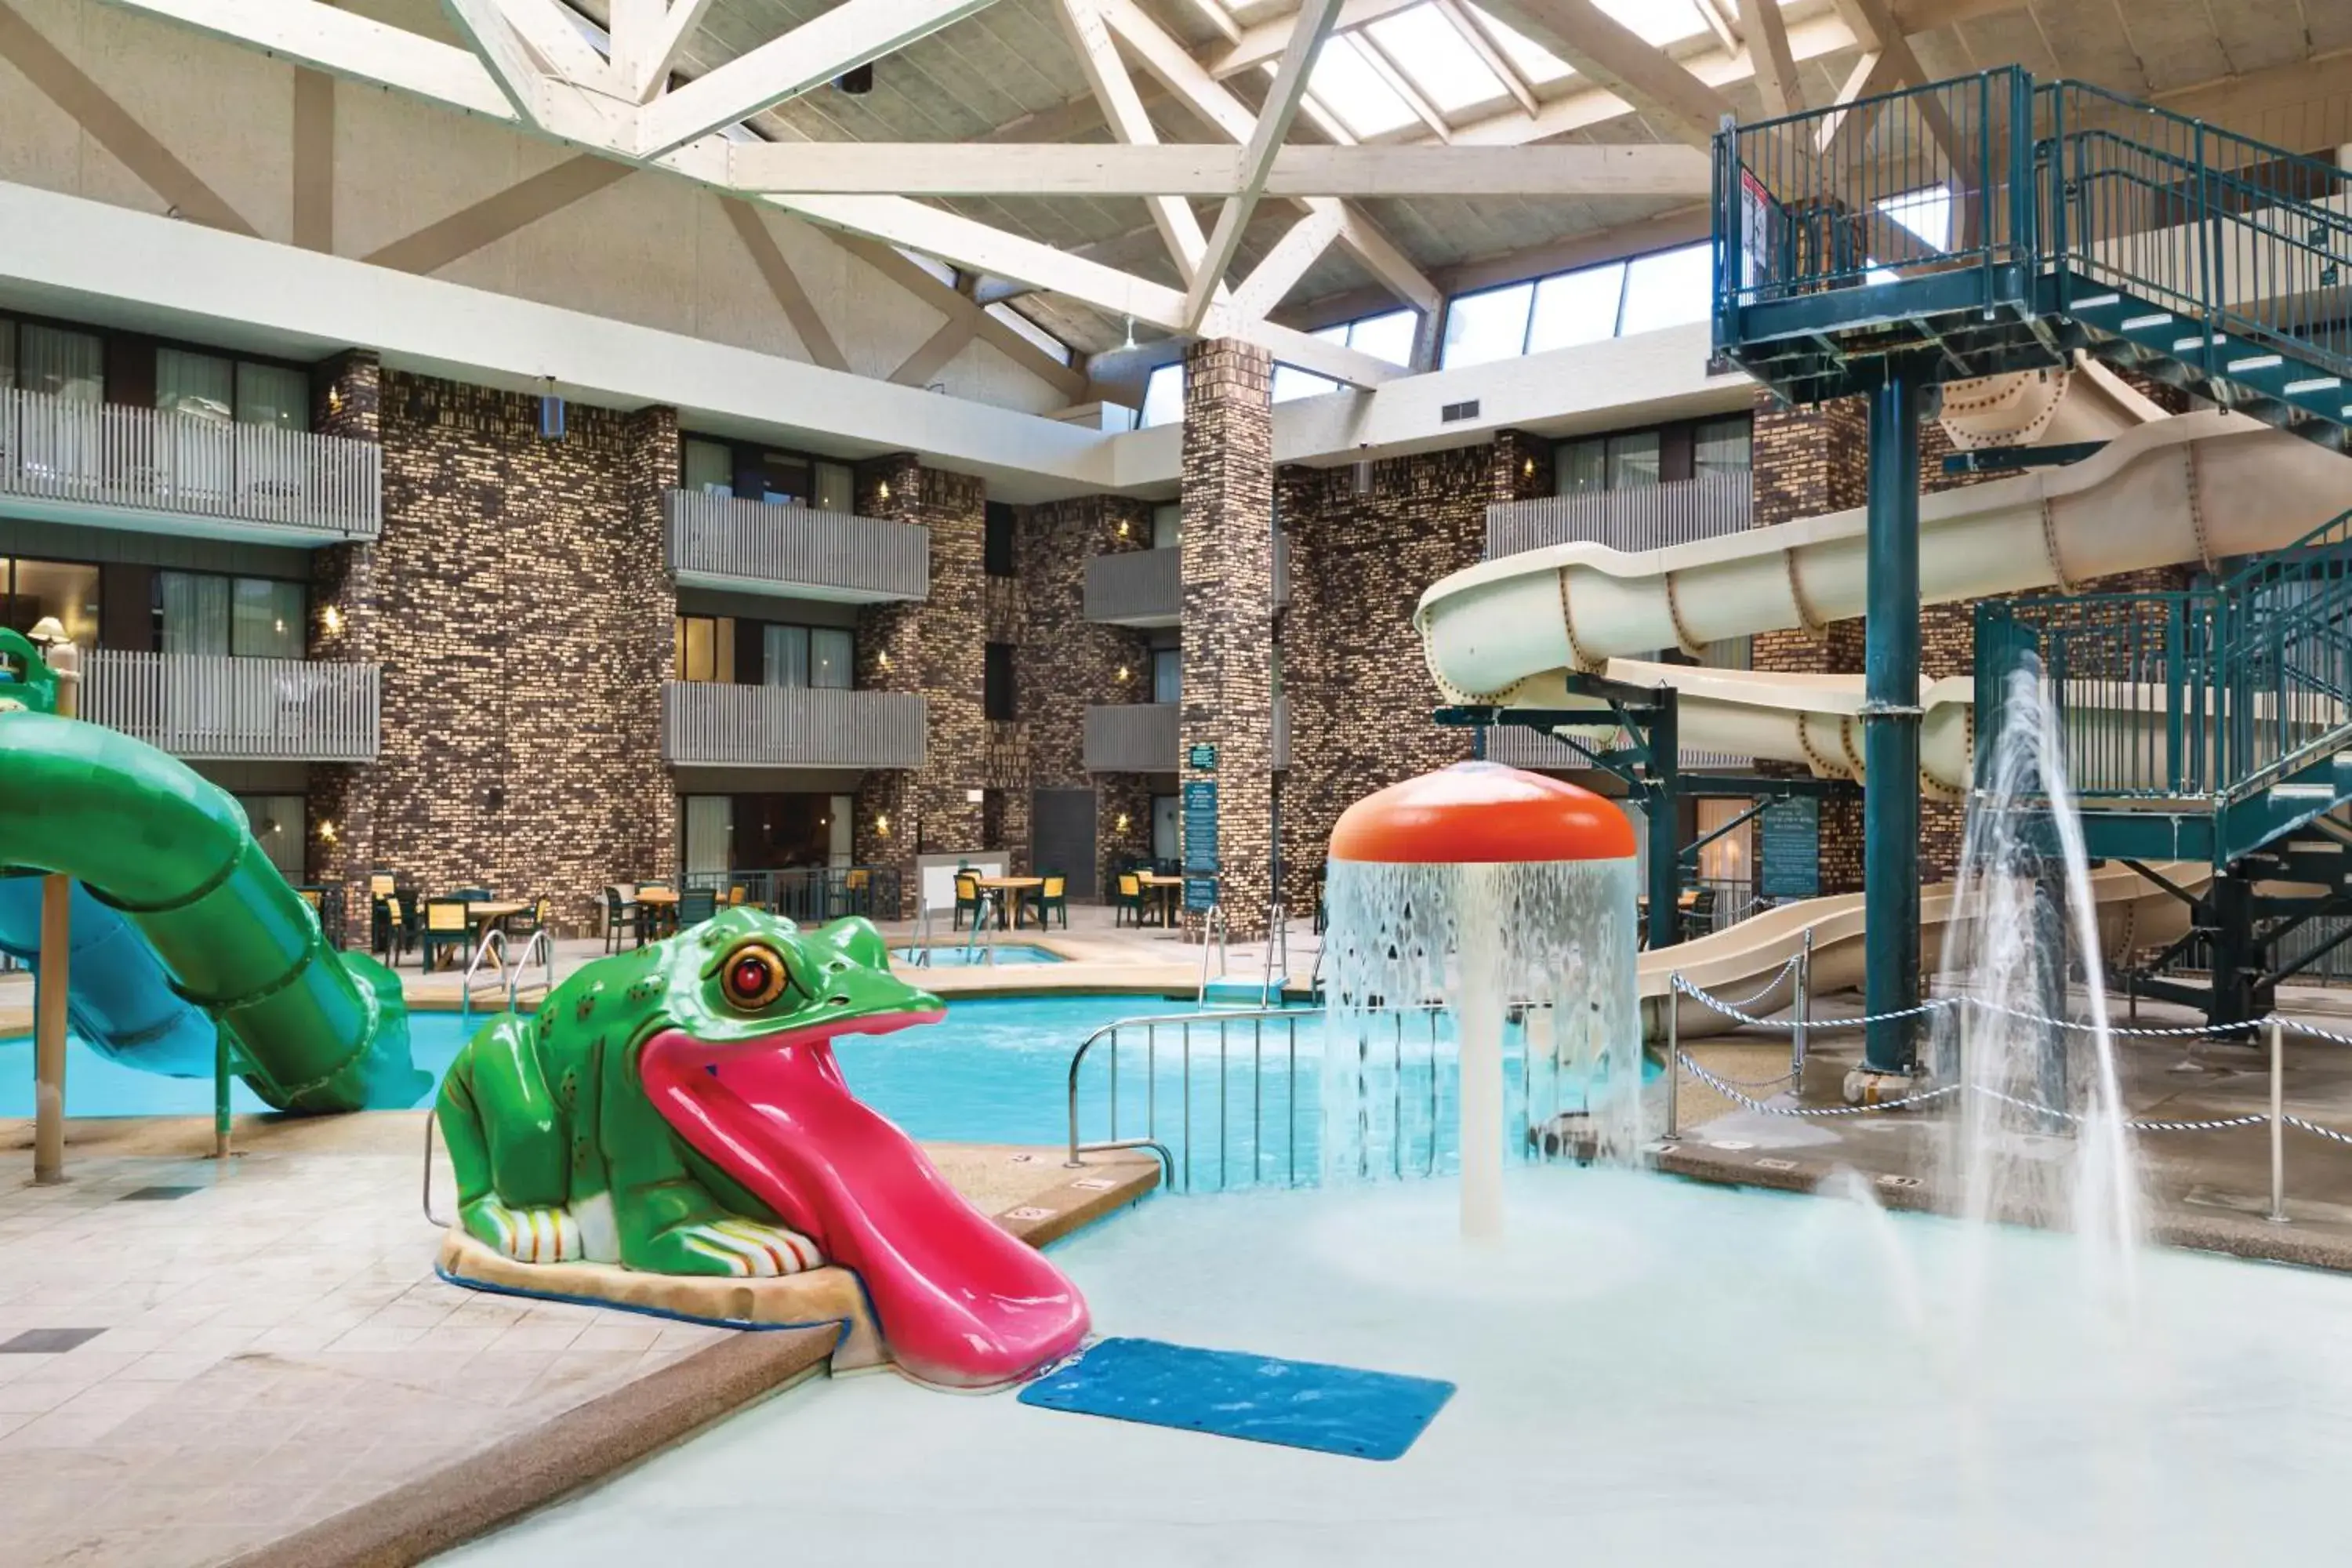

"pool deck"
[1664,995,2352,1272]
[0,1109,1158,1568]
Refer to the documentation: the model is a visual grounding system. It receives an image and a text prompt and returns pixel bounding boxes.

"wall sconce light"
[877,650,892,670]
[1115,665,1131,682]
[327,387,344,416]
[322,605,345,635]
[538,376,565,441]
[1116,519,1130,538]
[1522,456,1537,478]
[965,788,986,804]
[875,813,891,837]
[877,480,892,502]
[318,820,339,843]
[1115,813,1131,833]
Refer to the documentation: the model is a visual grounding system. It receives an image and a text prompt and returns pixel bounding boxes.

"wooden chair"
[1029,873,1068,931]
[953,873,984,931]
[508,897,553,940]
[1113,873,1145,928]
[420,898,471,970]
[727,884,749,908]
[603,885,639,953]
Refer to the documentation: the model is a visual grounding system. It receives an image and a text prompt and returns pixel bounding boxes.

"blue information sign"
[1181,780,1218,877]
[1759,797,1820,900]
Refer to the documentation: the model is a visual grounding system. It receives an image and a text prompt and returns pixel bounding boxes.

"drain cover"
[1,1328,107,1354]
[119,1185,201,1202]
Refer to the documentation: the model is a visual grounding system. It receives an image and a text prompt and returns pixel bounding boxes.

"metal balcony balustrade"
[1486,474,1752,558]
[81,650,379,761]
[664,491,928,602]
[1084,534,1292,626]
[659,682,927,769]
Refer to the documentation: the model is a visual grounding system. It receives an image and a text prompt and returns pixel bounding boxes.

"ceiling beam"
[622,0,720,100]
[1737,0,1802,115]
[1228,206,1346,321]
[1471,0,1734,147]
[1182,0,1341,330]
[724,140,1711,196]
[1054,0,1209,286]
[100,0,522,119]
[441,0,543,121]
[832,232,1087,396]
[492,0,620,93]
[1430,0,1536,118]
[634,0,1004,157]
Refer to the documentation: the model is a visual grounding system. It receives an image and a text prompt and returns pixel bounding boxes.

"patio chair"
[1112,873,1145,928]
[420,898,471,971]
[953,873,984,931]
[831,866,873,919]
[448,886,493,903]
[677,887,719,927]
[603,885,640,953]
[507,897,553,940]
[1029,873,1068,931]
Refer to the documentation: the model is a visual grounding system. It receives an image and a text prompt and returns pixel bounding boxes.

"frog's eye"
[719,943,793,1010]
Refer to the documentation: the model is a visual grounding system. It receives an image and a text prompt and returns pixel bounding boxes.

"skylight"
[1363,6,1509,113]
[1591,0,1711,48]
[1304,35,1421,137]
[1461,3,1572,84]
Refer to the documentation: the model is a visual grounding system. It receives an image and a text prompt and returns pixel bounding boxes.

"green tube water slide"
[0,636,425,1113]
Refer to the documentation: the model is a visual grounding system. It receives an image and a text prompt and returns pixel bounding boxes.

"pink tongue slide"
[640,1023,1091,1390]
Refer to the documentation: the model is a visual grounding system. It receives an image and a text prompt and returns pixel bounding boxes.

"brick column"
[1178,339,1276,941]
[854,455,987,916]
[307,350,383,935]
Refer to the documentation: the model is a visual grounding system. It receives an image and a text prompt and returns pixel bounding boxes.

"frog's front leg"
[601,1096,821,1277]
[441,1017,609,1265]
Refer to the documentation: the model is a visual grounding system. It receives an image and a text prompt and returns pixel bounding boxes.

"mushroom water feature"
[1323,761,1642,1238]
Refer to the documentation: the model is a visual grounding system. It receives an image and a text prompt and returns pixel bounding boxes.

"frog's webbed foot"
[462,1199,588,1265]
[637,1217,823,1277]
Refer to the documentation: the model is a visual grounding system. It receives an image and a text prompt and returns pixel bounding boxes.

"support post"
[1791,928,1813,1090]
[1664,976,1681,1140]
[213,1034,233,1163]
[1861,369,1924,1077]
[2269,1016,2287,1224]
[1646,688,1680,954]
[33,873,68,1185]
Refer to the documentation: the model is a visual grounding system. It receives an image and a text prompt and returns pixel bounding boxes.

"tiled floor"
[0,1112,1147,1568]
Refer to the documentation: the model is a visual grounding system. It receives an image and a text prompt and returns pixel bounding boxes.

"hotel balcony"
[0,387,379,543]
[1485,474,1751,559]
[660,682,927,769]
[1083,697,1290,772]
[665,491,929,602]
[1083,535,1292,627]
[81,651,380,761]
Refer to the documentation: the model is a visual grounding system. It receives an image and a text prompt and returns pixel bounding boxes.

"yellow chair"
[1114,873,1145,928]
[1031,874,1068,931]
[421,898,470,970]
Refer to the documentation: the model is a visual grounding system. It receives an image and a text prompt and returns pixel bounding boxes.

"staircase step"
[2119,313,2173,331]
[2285,377,2343,396]
[2072,292,2122,310]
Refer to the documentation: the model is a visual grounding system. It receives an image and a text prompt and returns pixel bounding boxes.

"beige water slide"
[1412,358,2351,1036]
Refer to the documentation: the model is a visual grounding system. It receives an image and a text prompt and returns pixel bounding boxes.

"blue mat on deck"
[1018,1337,1454,1461]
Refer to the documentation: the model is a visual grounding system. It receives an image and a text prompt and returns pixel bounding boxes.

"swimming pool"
[0,996,1628,1190]
[890,944,1064,966]
[443,1163,2352,1566]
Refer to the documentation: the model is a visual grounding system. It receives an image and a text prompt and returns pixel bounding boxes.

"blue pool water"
[890,945,1063,966]
[0,996,1635,1189]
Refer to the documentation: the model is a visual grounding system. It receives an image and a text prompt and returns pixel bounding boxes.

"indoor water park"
[10,2,2352,1563]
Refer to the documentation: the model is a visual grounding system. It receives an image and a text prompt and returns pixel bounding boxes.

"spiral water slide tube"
[0,710,426,1112]
[1418,358,2352,800]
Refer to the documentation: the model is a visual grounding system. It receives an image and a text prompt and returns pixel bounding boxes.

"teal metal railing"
[1716,69,2352,392]
[1978,509,2352,810]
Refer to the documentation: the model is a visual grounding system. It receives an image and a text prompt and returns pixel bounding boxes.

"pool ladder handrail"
[507,927,557,1014]
[456,929,509,1027]
[1065,1003,1323,1192]
[1195,902,1229,1004]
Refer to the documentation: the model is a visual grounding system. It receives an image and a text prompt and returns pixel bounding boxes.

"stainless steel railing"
[1065,1005,1319,1192]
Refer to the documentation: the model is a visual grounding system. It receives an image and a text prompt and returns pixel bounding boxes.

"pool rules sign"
[1181,775,1218,913]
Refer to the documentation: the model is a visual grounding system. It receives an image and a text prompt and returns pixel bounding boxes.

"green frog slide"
[0,706,425,1113]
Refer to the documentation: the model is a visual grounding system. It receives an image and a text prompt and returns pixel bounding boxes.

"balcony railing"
[82,651,379,761]
[661,683,927,768]
[1084,535,1291,626]
[665,492,927,602]
[1083,699,1290,771]
[0,388,379,541]
[1483,724,1746,773]
[1486,474,1751,559]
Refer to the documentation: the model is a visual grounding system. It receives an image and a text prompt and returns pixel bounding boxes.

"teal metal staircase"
[1977,510,2352,1023]
[1715,71,2352,452]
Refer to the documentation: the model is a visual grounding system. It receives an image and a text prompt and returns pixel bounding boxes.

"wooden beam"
[625,0,719,100]
[493,0,620,92]
[292,66,335,251]
[636,0,1004,157]
[1054,0,1209,285]
[363,154,633,272]
[1473,0,1734,148]
[890,314,979,385]
[830,230,1087,397]
[1182,0,1344,329]
[719,197,851,372]
[441,0,543,120]
[97,0,521,120]
[1430,0,1537,118]
[1737,0,1802,116]
[1227,206,1345,321]
[606,0,665,96]
[1205,0,1418,77]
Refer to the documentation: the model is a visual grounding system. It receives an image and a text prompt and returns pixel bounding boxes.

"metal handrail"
[457,928,508,1026]
[507,927,557,1013]
[1196,902,1228,1004]
[1065,1004,1320,1192]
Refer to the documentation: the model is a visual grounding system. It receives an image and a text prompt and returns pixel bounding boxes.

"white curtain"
[158,348,234,502]
[16,325,101,487]
[829,794,853,868]
[684,796,732,877]
[764,624,809,686]
[159,572,230,656]
[810,628,853,689]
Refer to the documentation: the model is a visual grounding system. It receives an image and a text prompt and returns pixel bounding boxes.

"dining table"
[1135,872,1186,928]
[463,900,528,964]
[636,887,681,940]
[975,875,1045,930]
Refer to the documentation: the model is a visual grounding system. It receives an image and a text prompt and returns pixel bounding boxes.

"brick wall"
[308,368,677,933]
[852,455,987,915]
[1179,339,1276,940]
[1016,493,1153,893]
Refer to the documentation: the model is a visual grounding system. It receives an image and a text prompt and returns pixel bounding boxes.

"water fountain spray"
[1323,762,1642,1239]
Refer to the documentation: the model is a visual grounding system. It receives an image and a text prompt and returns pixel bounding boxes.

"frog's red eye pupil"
[731,957,771,997]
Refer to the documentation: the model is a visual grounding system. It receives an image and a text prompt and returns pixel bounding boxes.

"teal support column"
[1646,689,1680,953]
[1863,369,1924,1075]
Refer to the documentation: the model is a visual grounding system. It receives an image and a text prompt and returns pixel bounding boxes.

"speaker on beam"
[835,62,873,95]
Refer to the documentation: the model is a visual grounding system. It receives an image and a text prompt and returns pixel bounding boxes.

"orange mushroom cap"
[1328,761,1636,865]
